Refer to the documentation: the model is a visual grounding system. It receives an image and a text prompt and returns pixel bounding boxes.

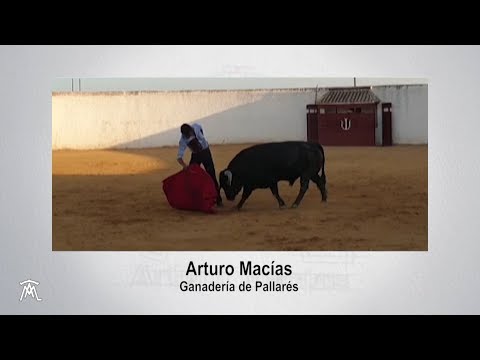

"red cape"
[162,164,218,214]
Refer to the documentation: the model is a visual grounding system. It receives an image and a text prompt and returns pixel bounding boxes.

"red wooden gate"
[317,104,376,146]
[306,87,380,146]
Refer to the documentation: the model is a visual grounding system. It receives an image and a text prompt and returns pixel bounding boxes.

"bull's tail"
[314,143,327,202]
[315,143,326,182]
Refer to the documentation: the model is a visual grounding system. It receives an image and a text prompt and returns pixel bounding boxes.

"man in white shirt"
[177,123,223,207]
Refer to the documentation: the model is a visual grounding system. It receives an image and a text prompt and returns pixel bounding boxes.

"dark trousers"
[190,147,222,203]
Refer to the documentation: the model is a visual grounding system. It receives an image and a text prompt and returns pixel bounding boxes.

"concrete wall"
[372,85,428,145]
[52,86,427,149]
[52,90,319,149]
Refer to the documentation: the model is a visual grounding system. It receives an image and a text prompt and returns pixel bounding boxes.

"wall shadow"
[108,91,313,150]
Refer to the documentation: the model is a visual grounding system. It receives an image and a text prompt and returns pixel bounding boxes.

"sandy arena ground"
[53,144,427,251]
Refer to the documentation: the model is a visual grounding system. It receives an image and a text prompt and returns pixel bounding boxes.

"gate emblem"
[341,117,351,131]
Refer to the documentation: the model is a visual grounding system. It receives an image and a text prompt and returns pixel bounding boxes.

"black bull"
[219,141,327,210]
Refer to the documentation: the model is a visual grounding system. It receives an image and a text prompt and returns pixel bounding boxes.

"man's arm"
[193,124,209,151]
[177,139,188,169]
[195,124,206,142]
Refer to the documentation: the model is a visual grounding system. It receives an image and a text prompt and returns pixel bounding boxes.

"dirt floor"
[52,144,427,251]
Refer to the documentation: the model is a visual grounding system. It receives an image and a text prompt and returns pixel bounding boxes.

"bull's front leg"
[236,187,253,211]
[291,176,310,209]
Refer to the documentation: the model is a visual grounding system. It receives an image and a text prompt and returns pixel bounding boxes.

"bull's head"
[219,169,241,201]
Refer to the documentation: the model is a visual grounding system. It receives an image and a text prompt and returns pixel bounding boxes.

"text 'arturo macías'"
[185,261,292,276]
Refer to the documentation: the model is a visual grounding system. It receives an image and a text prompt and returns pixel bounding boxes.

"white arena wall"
[52,85,427,150]
[371,85,428,145]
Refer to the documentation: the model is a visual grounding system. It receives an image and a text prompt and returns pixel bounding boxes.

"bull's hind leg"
[236,187,253,211]
[310,173,327,202]
[291,175,310,209]
[270,183,286,209]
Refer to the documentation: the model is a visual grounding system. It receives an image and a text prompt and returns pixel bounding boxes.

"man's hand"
[177,158,188,170]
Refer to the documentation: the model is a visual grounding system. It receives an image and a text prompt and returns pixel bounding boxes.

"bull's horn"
[224,170,233,186]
